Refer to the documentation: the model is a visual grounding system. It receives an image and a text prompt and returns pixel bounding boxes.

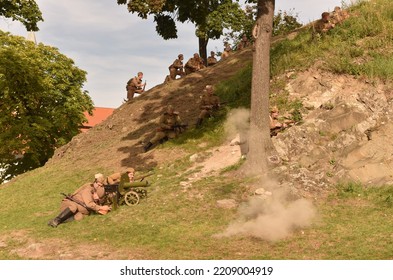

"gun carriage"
[104,173,152,209]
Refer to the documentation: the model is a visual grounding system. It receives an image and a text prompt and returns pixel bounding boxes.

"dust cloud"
[224,108,250,154]
[221,109,316,241]
[216,187,317,242]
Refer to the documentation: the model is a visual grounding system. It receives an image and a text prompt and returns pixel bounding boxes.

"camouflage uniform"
[126,72,145,100]
[169,54,185,80]
[196,85,220,127]
[144,106,182,152]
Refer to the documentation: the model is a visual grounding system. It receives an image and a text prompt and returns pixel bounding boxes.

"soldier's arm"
[159,115,172,130]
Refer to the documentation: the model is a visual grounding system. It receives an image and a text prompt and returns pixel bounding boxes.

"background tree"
[224,4,302,50]
[0,31,93,183]
[273,9,302,36]
[0,0,43,31]
[116,0,247,64]
[244,0,277,175]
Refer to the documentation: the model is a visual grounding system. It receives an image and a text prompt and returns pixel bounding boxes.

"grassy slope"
[1,0,393,259]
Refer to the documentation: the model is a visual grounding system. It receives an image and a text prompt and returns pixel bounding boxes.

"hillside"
[2,0,393,260]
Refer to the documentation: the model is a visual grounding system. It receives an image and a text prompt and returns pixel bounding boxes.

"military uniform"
[48,174,109,227]
[59,182,106,221]
[150,111,182,144]
[237,35,250,50]
[314,12,335,35]
[143,106,183,152]
[207,54,218,66]
[195,86,220,127]
[184,54,205,75]
[169,56,185,80]
[126,76,144,100]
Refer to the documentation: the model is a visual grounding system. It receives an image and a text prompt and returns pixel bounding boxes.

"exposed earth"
[5,35,393,259]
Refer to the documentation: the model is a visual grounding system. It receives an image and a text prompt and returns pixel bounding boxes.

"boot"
[47,208,74,228]
[195,118,203,128]
[143,142,153,152]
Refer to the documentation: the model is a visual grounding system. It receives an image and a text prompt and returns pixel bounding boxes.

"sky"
[0,0,355,108]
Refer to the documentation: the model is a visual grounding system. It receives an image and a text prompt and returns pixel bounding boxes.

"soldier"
[314,12,335,35]
[195,85,221,128]
[221,42,232,59]
[143,105,184,152]
[126,72,146,100]
[270,106,288,137]
[47,173,111,228]
[207,51,218,66]
[105,167,135,185]
[184,53,204,75]
[237,34,250,50]
[331,6,349,25]
[168,54,185,80]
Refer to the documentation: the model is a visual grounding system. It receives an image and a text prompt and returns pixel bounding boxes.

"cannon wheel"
[124,191,140,206]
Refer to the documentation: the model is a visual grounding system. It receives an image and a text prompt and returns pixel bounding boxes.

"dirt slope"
[46,43,393,200]
[47,48,253,173]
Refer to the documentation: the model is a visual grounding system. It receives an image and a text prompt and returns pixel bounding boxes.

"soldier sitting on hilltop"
[314,12,335,36]
[184,53,205,75]
[207,51,218,66]
[331,6,350,25]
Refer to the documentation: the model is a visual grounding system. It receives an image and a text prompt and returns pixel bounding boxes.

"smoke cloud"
[217,189,317,242]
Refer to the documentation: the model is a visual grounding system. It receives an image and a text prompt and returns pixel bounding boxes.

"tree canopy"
[116,0,247,62]
[0,0,43,31]
[0,31,93,183]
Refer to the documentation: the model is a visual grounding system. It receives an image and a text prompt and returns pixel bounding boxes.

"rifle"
[61,192,95,212]
[171,124,188,132]
[143,80,147,91]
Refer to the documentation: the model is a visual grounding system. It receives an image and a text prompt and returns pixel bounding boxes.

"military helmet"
[178,54,184,59]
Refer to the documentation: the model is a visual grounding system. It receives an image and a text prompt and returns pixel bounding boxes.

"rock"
[216,199,238,209]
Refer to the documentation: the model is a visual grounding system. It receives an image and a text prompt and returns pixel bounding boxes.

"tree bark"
[244,0,277,176]
[198,37,208,66]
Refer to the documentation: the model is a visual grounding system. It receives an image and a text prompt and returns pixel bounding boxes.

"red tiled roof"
[80,107,114,132]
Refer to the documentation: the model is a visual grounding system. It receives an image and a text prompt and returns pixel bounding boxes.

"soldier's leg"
[169,68,176,80]
[127,89,134,100]
[144,131,165,152]
[196,110,209,127]
[48,207,75,228]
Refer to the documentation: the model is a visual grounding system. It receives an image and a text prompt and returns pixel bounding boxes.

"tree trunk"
[244,0,277,176]
[198,37,208,66]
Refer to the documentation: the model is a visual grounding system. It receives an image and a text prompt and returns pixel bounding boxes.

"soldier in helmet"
[314,12,335,35]
[207,51,218,66]
[143,105,183,152]
[126,72,146,100]
[195,85,221,128]
[168,54,185,80]
[47,173,111,228]
[184,53,205,75]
